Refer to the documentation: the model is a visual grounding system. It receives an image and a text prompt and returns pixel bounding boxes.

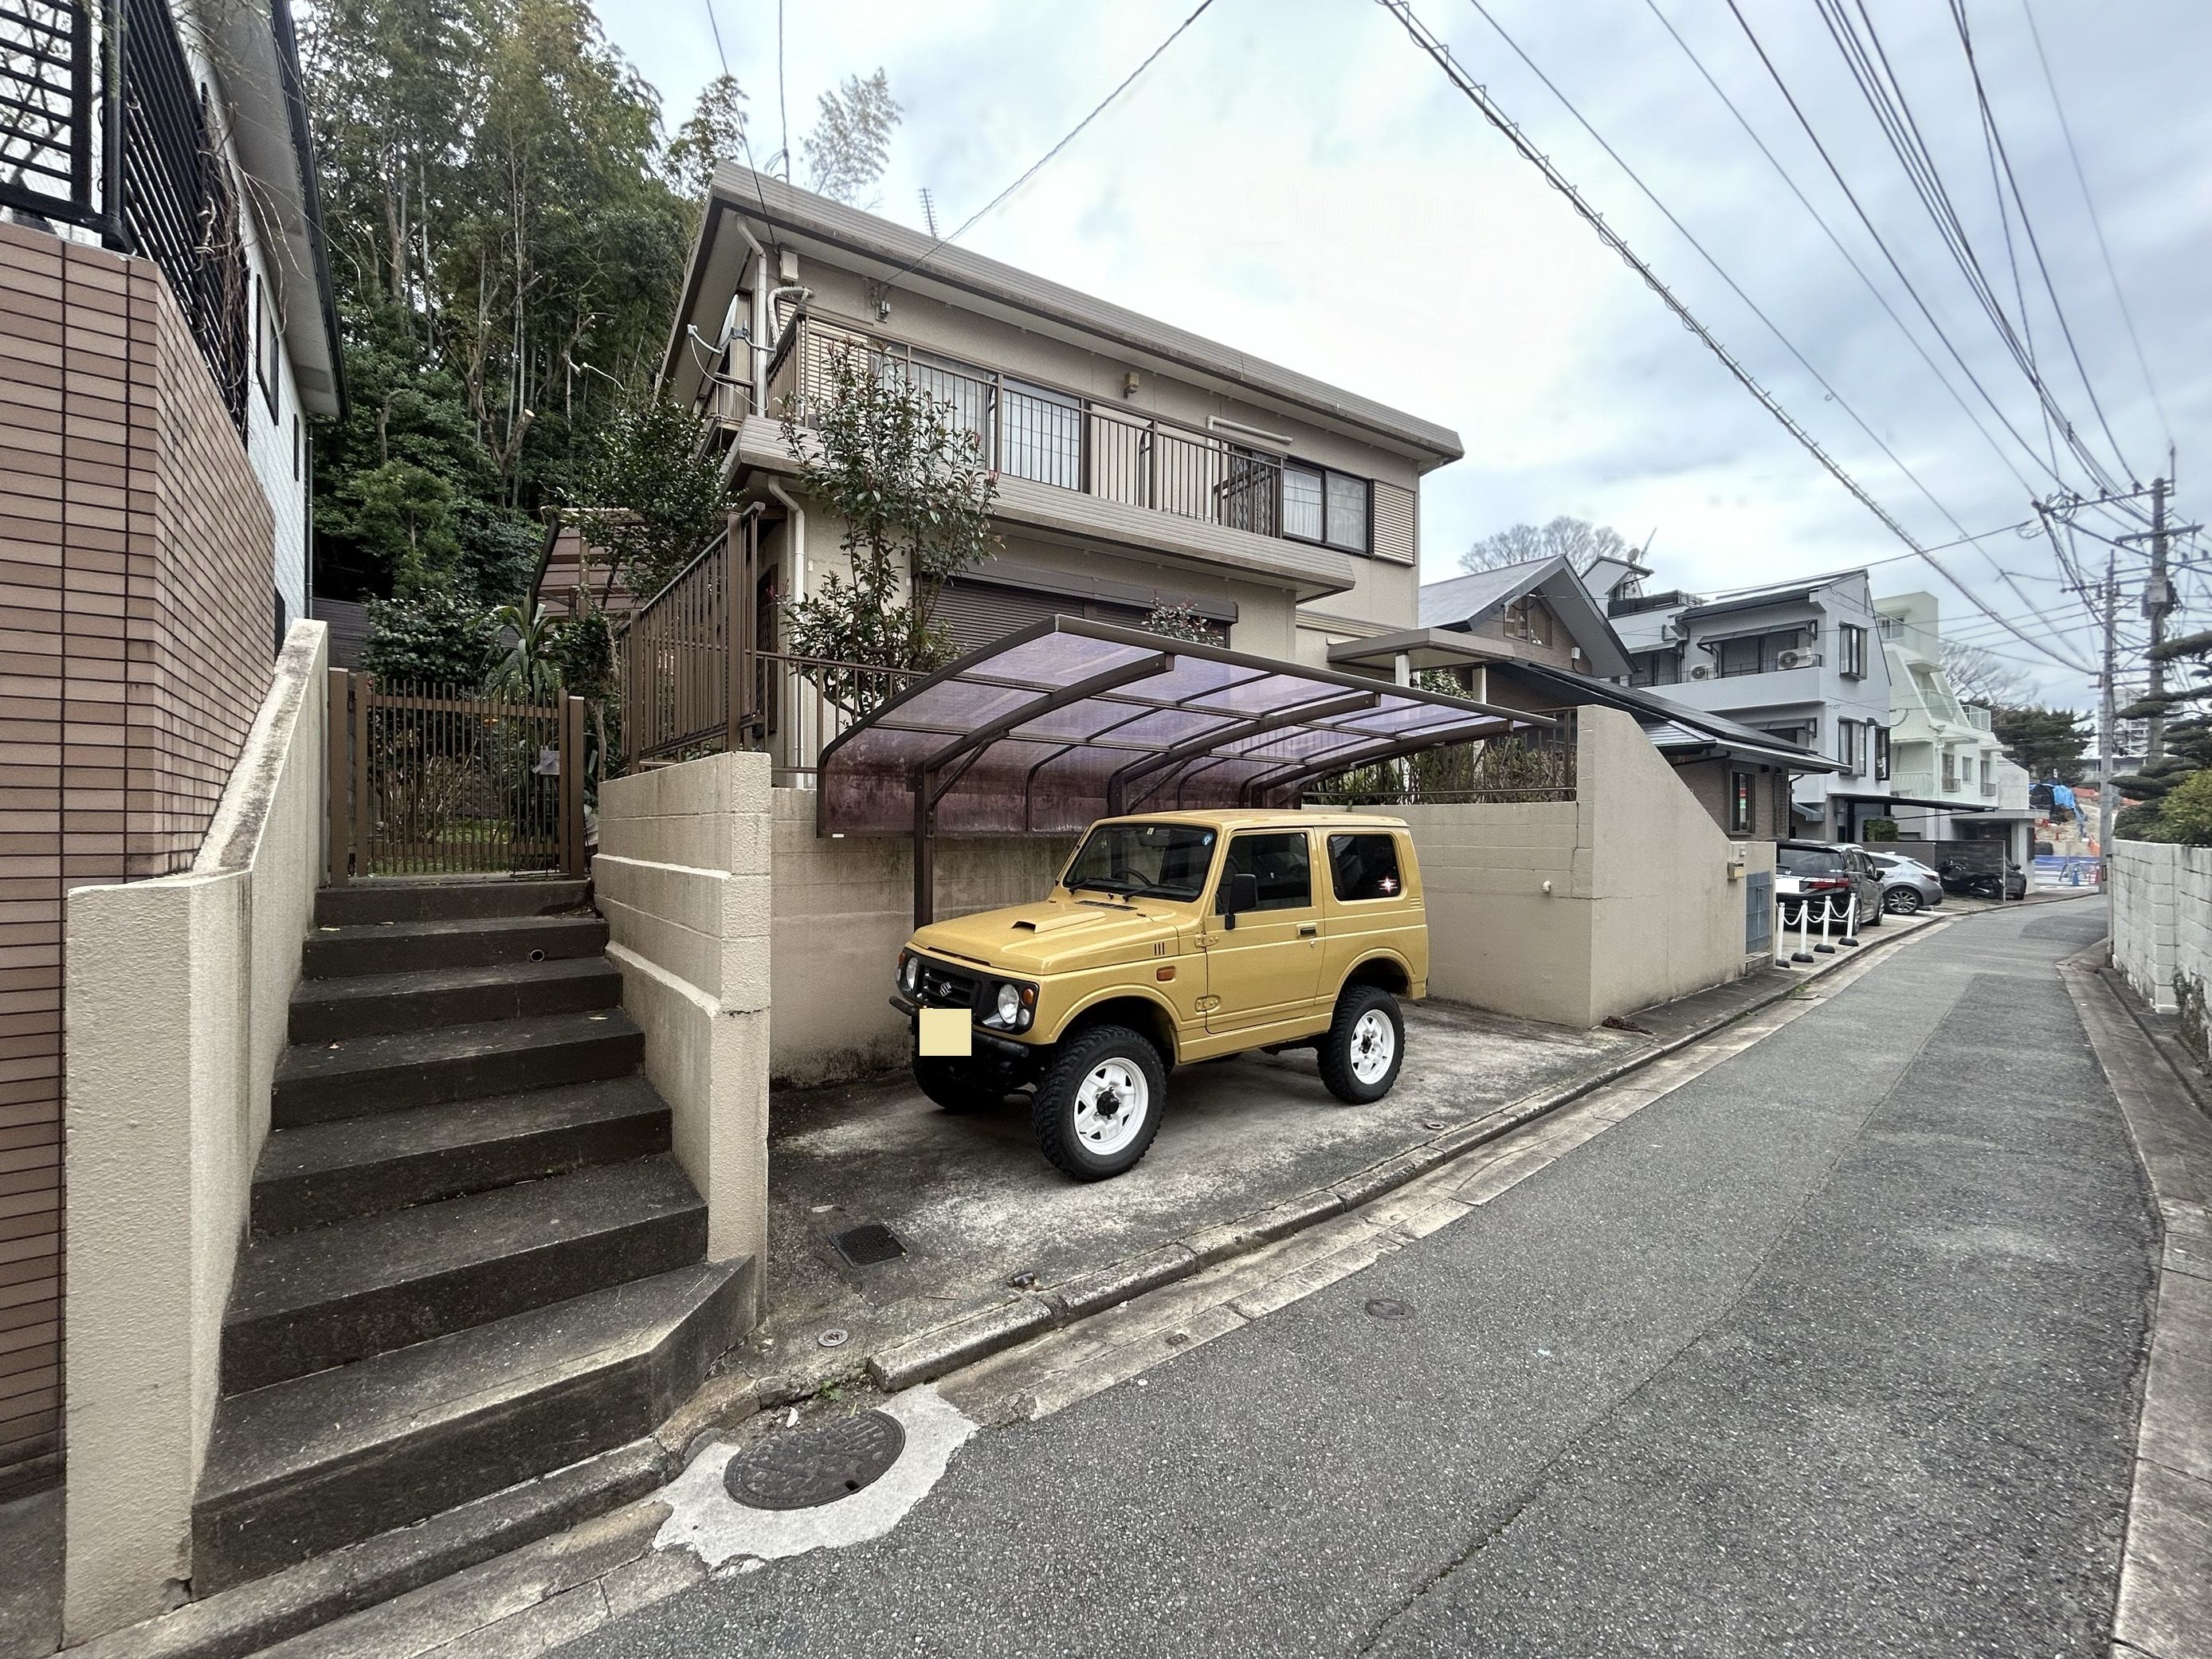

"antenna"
[919,187,939,239]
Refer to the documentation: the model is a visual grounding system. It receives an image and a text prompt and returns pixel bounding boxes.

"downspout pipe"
[764,478,806,782]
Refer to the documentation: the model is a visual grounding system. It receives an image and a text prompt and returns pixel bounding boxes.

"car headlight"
[900,952,919,994]
[994,982,1021,1026]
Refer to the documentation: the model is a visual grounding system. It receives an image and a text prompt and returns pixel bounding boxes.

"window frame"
[1217,830,1316,914]
[1837,622,1868,679]
[253,275,280,418]
[1727,771,1756,835]
[1281,461,1371,555]
[1502,597,1555,647]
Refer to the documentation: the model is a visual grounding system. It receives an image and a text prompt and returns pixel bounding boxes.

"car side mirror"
[1220,872,1260,929]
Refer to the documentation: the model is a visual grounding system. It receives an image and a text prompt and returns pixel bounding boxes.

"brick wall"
[0,221,277,1486]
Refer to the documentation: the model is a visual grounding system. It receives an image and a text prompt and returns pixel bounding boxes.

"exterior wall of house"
[1397,708,1756,1028]
[1874,591,2035,857]
[61,620,325,1638]
[0,222,284,1484]
[2112,843,2212,1073]
[595,753,774,1271]
[767,792,1077,1086]
[1671,758,1792,841]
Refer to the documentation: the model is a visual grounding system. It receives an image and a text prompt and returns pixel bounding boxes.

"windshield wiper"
[1069,877,1139,896]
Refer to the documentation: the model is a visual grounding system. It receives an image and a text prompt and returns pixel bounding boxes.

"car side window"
[1220,832,1312,912]
[1328,833,1403,902]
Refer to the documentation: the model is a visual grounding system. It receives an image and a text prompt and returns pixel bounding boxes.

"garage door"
[932,579,1225,654]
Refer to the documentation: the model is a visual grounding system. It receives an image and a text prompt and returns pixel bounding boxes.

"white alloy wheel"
[1073,1057,1150,1155]
[1349,1008,1396,1085]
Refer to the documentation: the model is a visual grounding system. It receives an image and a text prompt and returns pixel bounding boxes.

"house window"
[999,377,1082,488]
[1712,628,1810,678]
[1875,725,1891,782]
[1838,720,1863,775]
[1284,462,1370,553]
[1942,750,1959,791]
[253,276,280,418]
[1629,649,1679,688]
[1728,771,1755,834]
[1838,623,1868,678]
[1502,598,1554,647]
[1759,720,1816,750]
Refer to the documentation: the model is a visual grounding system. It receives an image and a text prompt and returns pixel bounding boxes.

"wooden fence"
[327,672,586,880]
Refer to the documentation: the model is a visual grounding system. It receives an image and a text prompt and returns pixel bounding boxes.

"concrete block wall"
[768,790,1076,1085]
[596,753,773,1271]
[2113,843,2212,1068]
[61,621,326,1638]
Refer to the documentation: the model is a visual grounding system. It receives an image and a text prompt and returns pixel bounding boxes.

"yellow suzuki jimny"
[890,810,1428,1181]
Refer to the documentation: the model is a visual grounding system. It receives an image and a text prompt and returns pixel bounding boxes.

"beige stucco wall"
[595,752,774,1273]
[1398,706,1752,1029]
[61,621,327,1640]
[769,790,1077,1086]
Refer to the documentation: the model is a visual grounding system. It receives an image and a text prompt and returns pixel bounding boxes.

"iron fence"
[1302,712,1579,806]
[327,673,586,880]
[0,0,94,222]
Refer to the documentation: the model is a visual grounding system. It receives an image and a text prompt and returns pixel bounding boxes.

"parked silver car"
[1863,849,1945,915]
[1775,841,1884,932]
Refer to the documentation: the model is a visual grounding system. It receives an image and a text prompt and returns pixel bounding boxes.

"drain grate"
[833,1222,907,1267]
[726,1410,907,1510]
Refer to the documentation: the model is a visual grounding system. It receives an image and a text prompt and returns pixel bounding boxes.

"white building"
[1873,593,2036,862]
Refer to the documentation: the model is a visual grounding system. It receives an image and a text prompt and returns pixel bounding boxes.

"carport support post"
[913,764,936,928]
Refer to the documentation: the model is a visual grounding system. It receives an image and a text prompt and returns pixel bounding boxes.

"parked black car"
[1775,841,1885,931]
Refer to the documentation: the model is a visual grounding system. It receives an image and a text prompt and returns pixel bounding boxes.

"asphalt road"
[564,903,2156,1659]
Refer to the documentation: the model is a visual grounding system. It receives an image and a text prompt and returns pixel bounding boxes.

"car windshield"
[1061,822,1218,901]
[1777,847,1845,877]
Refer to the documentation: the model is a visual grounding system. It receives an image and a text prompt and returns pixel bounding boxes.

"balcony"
[756,311,1379,560]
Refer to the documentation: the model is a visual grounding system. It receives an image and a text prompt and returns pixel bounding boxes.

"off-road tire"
[914,1056,989,1114]
[1318,984,1406,1104]
[1030,1025,1166,1181]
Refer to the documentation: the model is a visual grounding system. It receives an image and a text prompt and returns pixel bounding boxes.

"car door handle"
[1297,922,1319,937]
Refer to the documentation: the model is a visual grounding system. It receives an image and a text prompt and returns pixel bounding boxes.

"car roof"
[1093,809,1410,832]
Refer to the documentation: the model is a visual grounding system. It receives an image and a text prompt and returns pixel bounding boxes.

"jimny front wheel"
[1031,1025,1165,1182]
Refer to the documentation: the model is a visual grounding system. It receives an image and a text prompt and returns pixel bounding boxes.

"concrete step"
[194,1257,749,1594]
[288,956,623,1043]
[251,1077,673,1234]
[302,915,609,980]
[315,879,592,928]
[221,1155,706,1394]
[271,1010,643,1129]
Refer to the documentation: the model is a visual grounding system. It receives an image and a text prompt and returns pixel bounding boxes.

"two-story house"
[1874,592,2035,862]
[0,0,342,1499]
[1602,567,1896,841]
[652,167,1460,743]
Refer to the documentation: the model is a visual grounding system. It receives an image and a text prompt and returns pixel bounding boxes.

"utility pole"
[2099,549,2118,863]
[2146,475,2174,765]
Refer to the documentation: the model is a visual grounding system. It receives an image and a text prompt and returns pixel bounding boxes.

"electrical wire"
[2019,0,2171,451]
[1392,0,2093,674]
[873,0,1220,291]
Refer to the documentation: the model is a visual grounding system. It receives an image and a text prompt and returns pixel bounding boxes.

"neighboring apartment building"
[1874,592,2036,861]
[654,167,1459,716]
[0,0,342,1492]
[1600,565,1896,841]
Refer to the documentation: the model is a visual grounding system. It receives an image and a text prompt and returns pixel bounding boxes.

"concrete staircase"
[190,879,745,1594]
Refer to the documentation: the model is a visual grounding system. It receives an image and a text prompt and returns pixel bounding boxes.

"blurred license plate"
[918,1007,972,1057]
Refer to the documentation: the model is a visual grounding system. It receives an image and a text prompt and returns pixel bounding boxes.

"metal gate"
[327,673,586,881]
[1745,870,1775,955]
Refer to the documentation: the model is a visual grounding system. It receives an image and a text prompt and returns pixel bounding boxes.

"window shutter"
[1371,481,1416,563]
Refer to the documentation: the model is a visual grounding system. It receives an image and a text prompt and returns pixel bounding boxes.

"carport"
[813,616,1554,923]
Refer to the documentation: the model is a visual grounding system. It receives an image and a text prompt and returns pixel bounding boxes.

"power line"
[875,0,1219,291]
[701,0,782,256]
[2019,0,2171,449]
[1375,0,2092,675]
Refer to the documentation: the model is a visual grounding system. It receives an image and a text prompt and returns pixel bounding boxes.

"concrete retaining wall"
[1399,706,1754,1029]
[768,793,1076,1085]
[2112,840,2212,1064]
[61,621,327,1639]
[594,753,774,1273]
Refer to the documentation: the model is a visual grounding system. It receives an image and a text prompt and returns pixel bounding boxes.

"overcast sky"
[604,0,2210,711]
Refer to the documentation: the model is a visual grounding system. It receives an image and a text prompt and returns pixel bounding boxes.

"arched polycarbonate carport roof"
[814,617,1555,921]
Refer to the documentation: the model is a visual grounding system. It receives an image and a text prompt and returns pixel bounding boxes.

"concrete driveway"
[758,999,1642,1363]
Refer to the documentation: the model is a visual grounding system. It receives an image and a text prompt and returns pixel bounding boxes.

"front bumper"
[888,993,1035,1058]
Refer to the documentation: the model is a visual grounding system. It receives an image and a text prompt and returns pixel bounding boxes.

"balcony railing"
[761,312,1316,548]
[2,0,249,432]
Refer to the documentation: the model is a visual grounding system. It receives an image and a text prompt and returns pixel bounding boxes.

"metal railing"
[616,508,926,775]
[326,673,586,879]
[1,0,249,431]
[764,312,1293,543]
[1302,715,1579,806]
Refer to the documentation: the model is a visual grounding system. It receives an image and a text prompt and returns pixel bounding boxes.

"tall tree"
[1462,516,1630,576]
[804,71,900,206]
[1988,706,2091,784]
[665,74,750,202]
[1939,639,2034,708]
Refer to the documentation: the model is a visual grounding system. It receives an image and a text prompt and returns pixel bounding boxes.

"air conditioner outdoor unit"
[1776,649,1814,669]
[1688,664,1712,680]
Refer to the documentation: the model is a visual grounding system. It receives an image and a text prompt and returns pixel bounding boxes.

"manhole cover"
[833,1222,907,1267]
[1365,1297,1414,1320]
[725,1410,907,1510]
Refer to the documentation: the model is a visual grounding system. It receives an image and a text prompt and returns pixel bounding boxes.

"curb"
[866,911,1954,1393]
